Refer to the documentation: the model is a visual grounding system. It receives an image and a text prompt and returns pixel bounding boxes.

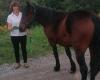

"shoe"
[14,63,21,69]
[24,63,29,68]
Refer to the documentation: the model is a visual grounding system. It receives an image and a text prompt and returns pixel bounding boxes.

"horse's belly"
[57,36,70,46]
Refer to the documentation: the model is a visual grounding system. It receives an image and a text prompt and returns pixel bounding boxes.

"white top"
[7,12,26,36]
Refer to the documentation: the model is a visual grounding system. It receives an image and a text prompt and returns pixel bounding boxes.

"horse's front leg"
[65,47,76,73]
[51,44,60,71]
[75,49,88,80]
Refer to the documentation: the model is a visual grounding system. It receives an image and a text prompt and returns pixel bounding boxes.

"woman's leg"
[19,36,27,63]
[11,36,20,63]
[11,36,21,69]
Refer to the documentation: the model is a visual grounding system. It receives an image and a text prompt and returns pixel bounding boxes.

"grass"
[27,26,51,57]
[0,25,65,64]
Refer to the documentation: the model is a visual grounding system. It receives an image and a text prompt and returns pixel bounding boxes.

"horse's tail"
[91,15,100,46]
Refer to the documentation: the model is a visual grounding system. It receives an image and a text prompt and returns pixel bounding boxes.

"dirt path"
[0,48,100,80]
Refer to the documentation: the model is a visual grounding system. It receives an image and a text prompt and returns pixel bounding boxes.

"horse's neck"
[35,6,66,27]
[35,6,53,26]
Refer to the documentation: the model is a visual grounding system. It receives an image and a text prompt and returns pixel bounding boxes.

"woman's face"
[12,6,20,13]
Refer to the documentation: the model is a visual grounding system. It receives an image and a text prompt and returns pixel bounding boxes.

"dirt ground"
[0,48,100,80]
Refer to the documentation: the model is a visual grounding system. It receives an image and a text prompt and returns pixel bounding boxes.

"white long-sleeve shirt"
[7,12,26,36]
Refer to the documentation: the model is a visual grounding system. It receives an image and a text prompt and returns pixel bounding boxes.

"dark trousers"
[11,36,27,63]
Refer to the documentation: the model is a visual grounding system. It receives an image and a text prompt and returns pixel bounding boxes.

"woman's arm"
[7,23,13,31]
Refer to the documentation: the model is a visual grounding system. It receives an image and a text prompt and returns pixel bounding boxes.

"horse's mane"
[34,4,67,18]
[34,4,67,14]
[33,4,67,29]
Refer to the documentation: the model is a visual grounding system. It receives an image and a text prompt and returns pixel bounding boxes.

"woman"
[7,1,29,69]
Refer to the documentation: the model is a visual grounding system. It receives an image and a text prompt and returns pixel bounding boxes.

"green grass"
[0,25,65,64]
[27,26,51,57]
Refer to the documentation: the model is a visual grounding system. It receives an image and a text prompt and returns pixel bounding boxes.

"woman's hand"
[26,29,32,36]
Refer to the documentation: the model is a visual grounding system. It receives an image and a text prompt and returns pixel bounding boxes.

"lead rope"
[28,32,32,54]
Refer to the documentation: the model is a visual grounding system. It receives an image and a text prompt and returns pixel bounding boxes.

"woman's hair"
[9,1,21,12]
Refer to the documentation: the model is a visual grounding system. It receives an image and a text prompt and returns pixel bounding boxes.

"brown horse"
[20,3,76,73]
[19,2,100,80]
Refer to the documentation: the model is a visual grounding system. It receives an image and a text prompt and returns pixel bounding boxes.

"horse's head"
[19,2,35,32]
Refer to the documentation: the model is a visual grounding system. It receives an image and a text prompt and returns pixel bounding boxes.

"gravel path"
[0,48,100,80]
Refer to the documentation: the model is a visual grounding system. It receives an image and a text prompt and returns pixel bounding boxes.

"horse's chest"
[44,27,59,42]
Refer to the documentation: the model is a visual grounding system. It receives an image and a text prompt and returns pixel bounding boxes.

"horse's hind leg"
[65,47,76,73]
[90,63,99,80]
[51,44,60,71]
[90,46,100,80]
[75,49,88,80]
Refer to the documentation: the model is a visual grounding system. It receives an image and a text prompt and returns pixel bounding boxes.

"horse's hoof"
[70,67,76,73]
[70,70,76,73]
[54,66,60,72]
[69,63,76,73]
